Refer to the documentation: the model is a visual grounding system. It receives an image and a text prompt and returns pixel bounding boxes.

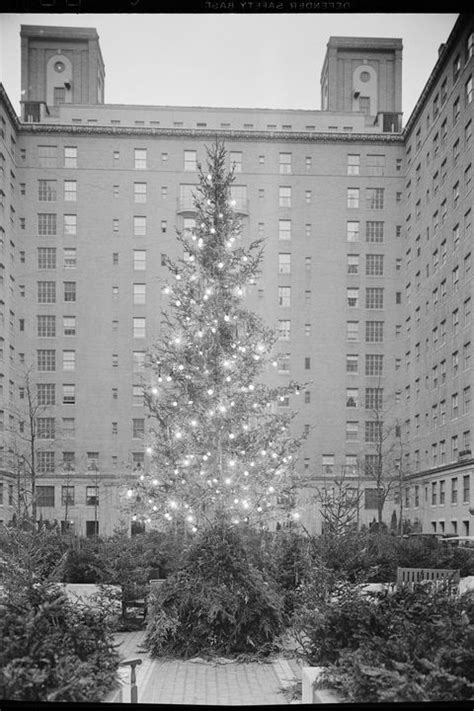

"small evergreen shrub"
[145,520,285,658]
[295,578,474,702]
[0,530,119,702]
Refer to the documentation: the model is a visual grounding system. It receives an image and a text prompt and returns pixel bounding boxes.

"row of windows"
[36,349,149,372]
[423,389,472,430]
[405,474,471,511]
[36,485,99,508]
[31,416,146,439]
[36,281,76,303]
[31,383,146,406]
[33,146,399,175]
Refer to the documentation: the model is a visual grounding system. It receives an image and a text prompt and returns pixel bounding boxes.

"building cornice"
[16,122,404,144]
[405,457,474,482]
[0,84,20,129]
[403,13,469,137]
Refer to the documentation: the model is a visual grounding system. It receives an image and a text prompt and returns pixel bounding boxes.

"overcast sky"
[0,13,459,123]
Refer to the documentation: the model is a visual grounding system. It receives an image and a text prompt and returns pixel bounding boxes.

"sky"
[0,13,459,122]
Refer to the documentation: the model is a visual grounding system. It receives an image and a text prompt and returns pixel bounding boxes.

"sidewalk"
[113,631,301,705]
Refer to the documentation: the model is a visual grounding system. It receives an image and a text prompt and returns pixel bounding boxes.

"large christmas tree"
[125,142,306,530]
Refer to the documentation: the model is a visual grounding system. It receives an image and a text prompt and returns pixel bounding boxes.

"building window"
[38,213,57,236]
[347,221,360,242]
[366,221,383,243]
[64,248,76,269]
[64,147,77,168]
[366,287,384,309]
[278,320,291,340]
[466,76,473,106]
[134,182,147,203]
[38,179,57,201]
[346,354,358,373]
[277,153,291,174]
[365,387,383,410]
[133,351,146,371]
[38,145,57,167]
[62,350,75,371]
[64,181,77,201]
[134,216,146,236]
[61,485,75,505]
[278,286,291,307]
[133,418,145,439]
[347,154,360,175]
[133,385,143,406]
[133,283,146,305]
[37,485,55,506]
[366,188,384,209]
[134,148,147,170]
[464,386,471,414]
[366,254,384,276]
[365,354,383,376]
[304,357,311,370]
[346,388,359,408]
[366,154,385,176]
[37,281,56,303]
[133,317,146,338]
[64,282,76,302]
[86,486,99,507]
[184,150,197,171]
[134,250,146,270]
[322,454,335,474]
[347,254,359,274]
[37,247,56,270]
[347,188,359,208]
[64,214,77,236]
[37,383,55,405]
[365,420,382,443]
[365,321,383,343]
[63,316,76,336]
[63,384,75,405]
[278,253,291,274]
[37,315,56,338]
[347,288,359,308]
[37,417,55,439]
[279,187,291,207]
[346,321,359,341]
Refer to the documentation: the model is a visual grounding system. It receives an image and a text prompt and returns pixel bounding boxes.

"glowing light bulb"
[146,447,153,454]
[244,470,249,476]
[152,387,158,395]
[175,431,182,439]
[261,450,267,456]
[140,474,145,481]
[190,419,197,427]
[229,459,236,467]
[126,489,133,498]
[207,388,214,395]
[152,479,158,485]
[249,384,255,391]
[169,500,178,509]
[225,478,232,485]
[268,486,275,493]
[175,274,181,280]
[163,286,170,295]
[229,433,235,439]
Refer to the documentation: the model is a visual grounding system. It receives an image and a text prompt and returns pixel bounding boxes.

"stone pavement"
[113,630,301,705]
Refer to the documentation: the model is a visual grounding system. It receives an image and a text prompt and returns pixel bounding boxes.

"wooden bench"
[396,567,460,590]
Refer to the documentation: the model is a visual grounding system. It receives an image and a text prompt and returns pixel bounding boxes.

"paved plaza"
[112,631,301,705]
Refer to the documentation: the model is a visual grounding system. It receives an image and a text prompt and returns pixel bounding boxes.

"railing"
[396,567,460,589]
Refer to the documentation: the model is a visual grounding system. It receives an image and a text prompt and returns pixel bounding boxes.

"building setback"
[0,15,472,536]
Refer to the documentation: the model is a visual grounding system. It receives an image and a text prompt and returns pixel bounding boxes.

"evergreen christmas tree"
[124,142,306,530]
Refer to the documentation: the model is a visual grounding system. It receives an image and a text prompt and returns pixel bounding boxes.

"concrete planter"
[302,666,345,704]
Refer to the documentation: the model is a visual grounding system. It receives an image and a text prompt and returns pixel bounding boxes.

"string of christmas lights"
[121,141,308,531]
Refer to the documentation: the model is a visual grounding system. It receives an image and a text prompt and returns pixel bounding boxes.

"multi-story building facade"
[0,16,472,536]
